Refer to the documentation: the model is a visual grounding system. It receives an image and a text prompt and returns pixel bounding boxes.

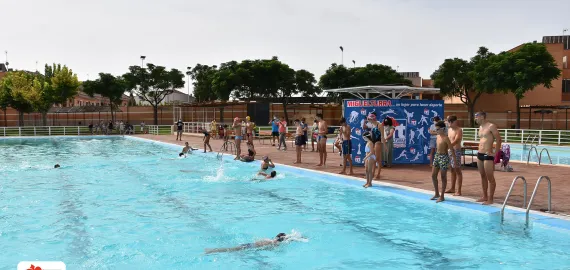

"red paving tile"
[136,133,570,217]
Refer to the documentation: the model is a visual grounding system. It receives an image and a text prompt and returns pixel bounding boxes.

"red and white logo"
[410,147,416,155]
[360,108,367,115]
[355,128,361,135]
[411,120,417,125]
[355,155,361,163]
[424,108,430,115]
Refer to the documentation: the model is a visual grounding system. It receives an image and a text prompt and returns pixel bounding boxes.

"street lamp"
[339,46,344,66]
[4,50,8,68]
[140,55,146,68]
[352,60,356,68]
[186,66,192,103]
[564,29,568,36]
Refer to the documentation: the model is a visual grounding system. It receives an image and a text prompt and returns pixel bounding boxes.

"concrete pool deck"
[136,133,570,218]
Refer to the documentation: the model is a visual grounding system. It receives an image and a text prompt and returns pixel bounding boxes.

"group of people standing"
[88,120,139,135]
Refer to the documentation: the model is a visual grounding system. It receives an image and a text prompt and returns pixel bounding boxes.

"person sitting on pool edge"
[260,156,275,170]
[239,142,256,162]
[258,171,277,179]
[204,233,291,254]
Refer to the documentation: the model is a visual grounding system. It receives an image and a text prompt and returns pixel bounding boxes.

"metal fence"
[462,128,570,145]
[0,125,173,137]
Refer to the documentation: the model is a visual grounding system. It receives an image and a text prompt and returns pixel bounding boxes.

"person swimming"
[204,233,292,254]
[54,164,60,168]
[257,171,277,179]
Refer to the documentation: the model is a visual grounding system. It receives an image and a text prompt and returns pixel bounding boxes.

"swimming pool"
[1,137,570,269]
[506,144,570,166]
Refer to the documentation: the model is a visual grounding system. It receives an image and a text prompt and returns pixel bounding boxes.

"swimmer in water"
[239,142,256,162]
[205,233,294,254]
[260,156,275,170]
[54,164,60,168]
[258,171,277,179]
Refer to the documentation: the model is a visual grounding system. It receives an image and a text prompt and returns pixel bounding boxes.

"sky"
[2,0,569,94]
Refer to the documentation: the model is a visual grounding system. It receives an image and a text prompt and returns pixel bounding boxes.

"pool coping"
[4,135,570,232]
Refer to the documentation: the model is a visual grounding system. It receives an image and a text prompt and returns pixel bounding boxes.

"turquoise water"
[1,137,570,269]
[507,144,570,166]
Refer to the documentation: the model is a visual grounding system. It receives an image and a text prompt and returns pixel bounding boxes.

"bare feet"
[294,161,300,164]
[476,197,487,202]
[316,164,323,167]
[348,171,354,175]
[430,195,440,200]
[445,189,455,194]
[453,192,462,196]
[482,200,494,205]
[436,197,445,203]
[339,171,346,175]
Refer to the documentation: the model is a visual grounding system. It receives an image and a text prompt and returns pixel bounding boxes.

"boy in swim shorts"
[430,121,456,203]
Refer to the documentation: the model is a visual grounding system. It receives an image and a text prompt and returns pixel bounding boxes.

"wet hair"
[179,153,185,157]
[435,121,446,129]
[314,119,318,123]
[447,115,458,123]
[316,113,323,119]
[433,116,441,122]
[339,117,346,124]
[271,171,277,178]
[54,164,60,168]
[294,119,300,123]
[383,117,393,126]
[276,232,286,241]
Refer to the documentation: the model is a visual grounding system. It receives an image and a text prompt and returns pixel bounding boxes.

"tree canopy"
[83,73,128,122]
[123,63,185,124]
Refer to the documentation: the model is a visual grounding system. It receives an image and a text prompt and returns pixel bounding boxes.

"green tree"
[319,63,409,101]
[44,64,81,106]
[83,73,128,122]
[211,61,241,101]
[27,74,55,126]
[488,43,561,129]
[0,71,35,126]
[295,69,321,97]
[189,64,218,102]
[123,64,185,124]
[0,76,12,127]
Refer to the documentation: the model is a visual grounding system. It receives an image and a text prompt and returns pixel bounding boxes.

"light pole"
[4,51,8,68]
[339,46,344,65]
[140,55,146,68]
[564,28,568,36]
[186,66,192,103]
[352,60,356,68]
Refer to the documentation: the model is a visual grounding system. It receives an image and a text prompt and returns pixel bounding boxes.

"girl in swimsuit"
[367,113,384,180]
[362,131,376,188]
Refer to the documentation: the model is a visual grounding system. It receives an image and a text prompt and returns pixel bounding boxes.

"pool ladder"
[501,175,552,228]
[526,146,552,165]
[217,141,236,160]
[523,134,538,147]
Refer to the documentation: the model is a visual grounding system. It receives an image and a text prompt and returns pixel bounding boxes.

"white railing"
[462,128,570,146]
[0,125,174,137]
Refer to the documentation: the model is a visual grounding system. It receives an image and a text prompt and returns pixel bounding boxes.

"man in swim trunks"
[431,121,456,203]
[245,116,255,143]
[301,118,308,151]
[475,111,502,205]
[261,156,275,171]
[232,117,243,160]
[338,117,354,175]
[316,114,328,167]
[204,233,289,254]
[269,116,279,146]
[277,117,287,151]
[176,119,184,141]
[445,115,464,196]
[202,129,213,153]
[294,119,304,164]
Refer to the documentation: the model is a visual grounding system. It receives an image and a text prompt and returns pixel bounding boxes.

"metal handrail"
[217,140,236,159]
[526,146,539,164]
[501,176,527,224]
[539,148,553,165]
[526,176,552,227]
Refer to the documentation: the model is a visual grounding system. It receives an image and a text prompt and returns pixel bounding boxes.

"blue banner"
[342,99,444,165]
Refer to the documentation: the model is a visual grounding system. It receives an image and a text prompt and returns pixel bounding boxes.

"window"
[564,56,568,69]
[564,79,570,93]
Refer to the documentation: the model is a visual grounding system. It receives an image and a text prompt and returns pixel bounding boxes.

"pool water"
[1,137,570,269]
[508,144,570,166]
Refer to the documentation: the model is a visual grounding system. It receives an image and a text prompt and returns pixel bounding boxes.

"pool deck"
[136,133,570,217]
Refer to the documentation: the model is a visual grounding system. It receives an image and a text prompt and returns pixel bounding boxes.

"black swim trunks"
[341,140,352,155]
[477,152,494,161]
[295,135,304,146]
